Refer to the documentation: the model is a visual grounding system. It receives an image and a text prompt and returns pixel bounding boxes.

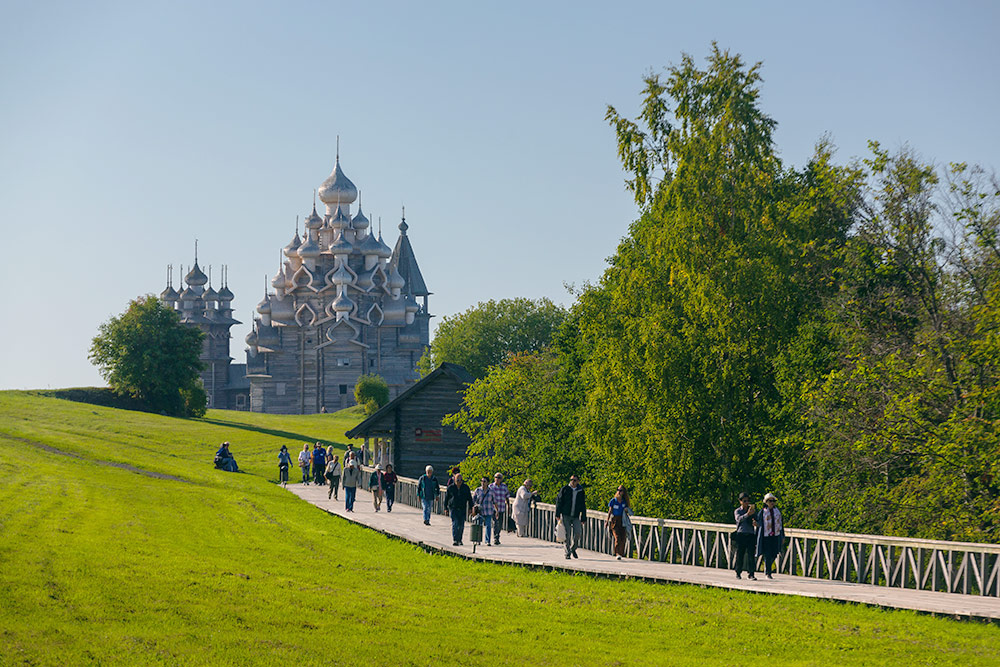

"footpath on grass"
[288,483,1000,622]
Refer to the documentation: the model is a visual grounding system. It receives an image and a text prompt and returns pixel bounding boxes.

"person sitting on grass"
[214,442,239,473]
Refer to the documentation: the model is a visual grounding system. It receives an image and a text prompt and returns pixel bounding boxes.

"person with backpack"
[369,464,385,512]
[417,466,440,525]
[311,443,327,486]
[325,454,342,500]
[382,464,398,512]
[277,445,292,488]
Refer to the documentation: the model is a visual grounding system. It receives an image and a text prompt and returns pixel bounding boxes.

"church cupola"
[318,148,358,215]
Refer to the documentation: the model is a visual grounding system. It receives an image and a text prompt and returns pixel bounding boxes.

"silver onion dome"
[318,158,358,206]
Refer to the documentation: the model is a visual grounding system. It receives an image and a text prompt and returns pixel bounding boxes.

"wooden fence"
[365,467,1000,597]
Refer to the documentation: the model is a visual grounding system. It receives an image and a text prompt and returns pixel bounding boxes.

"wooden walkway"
[288,483,1000,621]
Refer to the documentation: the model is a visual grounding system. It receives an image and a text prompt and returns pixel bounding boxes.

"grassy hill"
[0,391,997,666]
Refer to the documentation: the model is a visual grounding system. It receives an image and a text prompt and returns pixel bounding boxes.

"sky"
[1,0,998,390]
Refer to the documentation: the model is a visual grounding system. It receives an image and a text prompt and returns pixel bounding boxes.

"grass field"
[0,391,998,666]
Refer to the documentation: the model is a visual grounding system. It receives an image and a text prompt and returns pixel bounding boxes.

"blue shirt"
[609,498,627,517]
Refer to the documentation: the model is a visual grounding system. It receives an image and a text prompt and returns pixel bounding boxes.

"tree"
[354,374,390,415]
[89,296,206,417]
[431,297,568,380]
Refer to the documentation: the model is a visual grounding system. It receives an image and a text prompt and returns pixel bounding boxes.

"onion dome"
[331,263,353,286]
[318,158,358,206]
[305,204,324,230]
[283,231,302,257]
[217,284,234,302]
[387,265,405,291]
[351,205,370,231]
[256,295,271,316]
[179,286,198,302]
[245,326,258,347]
[376,232,392,259]
[160,285,179,302]
[330,203,351,231]
[202,285,219,302]
[329,234,354,256]
[359,231,382,256]
[297,234,320,259]
[332,290,354,313]
[185,262,208,287]
[356,268,374,290]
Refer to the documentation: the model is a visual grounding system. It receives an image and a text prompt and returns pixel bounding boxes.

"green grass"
[0,391,997,666]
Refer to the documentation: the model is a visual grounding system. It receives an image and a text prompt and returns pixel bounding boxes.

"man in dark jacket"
[311,442,327,486]
[444,473,474,546]
[554,474,587,559]
[417,466,440,526]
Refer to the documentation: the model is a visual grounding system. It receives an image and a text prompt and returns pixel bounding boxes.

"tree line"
[436,45,1000,543]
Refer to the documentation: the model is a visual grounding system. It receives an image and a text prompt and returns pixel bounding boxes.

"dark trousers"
[313,464,325,485]
[610,516,627,556]
[345,486,357,511]
[385,485,395,511]
[732,532,754,574]
[760,535,782,575]
[279,465,289,483]
[327,476,340,499]
[451,513,465,544]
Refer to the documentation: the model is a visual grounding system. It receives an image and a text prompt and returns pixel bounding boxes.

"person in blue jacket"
[214,442,238,472]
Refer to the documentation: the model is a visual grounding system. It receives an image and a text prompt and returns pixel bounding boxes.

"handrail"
[360,466,1000,597]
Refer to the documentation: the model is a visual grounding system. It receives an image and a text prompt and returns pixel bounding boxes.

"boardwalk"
[288,483,1000,621]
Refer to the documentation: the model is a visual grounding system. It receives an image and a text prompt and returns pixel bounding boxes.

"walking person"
[311,443,327,486]
[325,454,342,500]
[298,444,312,484]
[417,466,440,525]
[472,477,495,546]
[607,485,630,560]
[382,464,398,512]
[342,459,362,512]
[755,492,785,579]
[277,445,292,488]
[512,479,539,537]
[733,492,757,580]
[445,473,474,546]
[555,474,587,560]
[488,473,510,545]
[369,464,385,512]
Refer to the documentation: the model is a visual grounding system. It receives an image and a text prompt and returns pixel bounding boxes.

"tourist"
[326,444,337,468]
[382,464,398,512]
[341,459,362,512]
[444,472,474,546]
[512,479,539,537]
[447,466,461,487]
[733,492,757,580]
[298,444,311,484]
[488,473,510,545]
[369,464,385,512]
[214,442,239,472]
[311,442,327,486]
[325,454,342,500]
[277,445,292,488]
[607,485,630,560]
[417,466,440,525]
[472,477,494,545]
[755,492,785,579]
[555,474,587,560]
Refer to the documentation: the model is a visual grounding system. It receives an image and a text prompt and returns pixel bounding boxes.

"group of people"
[274,447,787,575]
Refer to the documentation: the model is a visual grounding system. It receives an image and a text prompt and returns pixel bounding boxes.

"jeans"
[421,498,433,522]
[301,466,310,483]
[385,485,395,511]
[561,515,583,556]
[480,514,493,543]
[345,486,357,511]
[451,513,465,544]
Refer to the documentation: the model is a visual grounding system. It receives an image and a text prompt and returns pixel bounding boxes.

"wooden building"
[345,363,473,478]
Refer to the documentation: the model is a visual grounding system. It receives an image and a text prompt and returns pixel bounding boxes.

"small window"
[276,383,286,396]
[338,358,351,367]
[339,384,348,395]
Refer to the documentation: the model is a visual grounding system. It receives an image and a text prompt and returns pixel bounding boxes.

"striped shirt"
[488,482,509,516]
[473,487,493,515]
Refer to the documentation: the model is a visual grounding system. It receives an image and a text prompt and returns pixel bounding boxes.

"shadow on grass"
[196,417,360,445]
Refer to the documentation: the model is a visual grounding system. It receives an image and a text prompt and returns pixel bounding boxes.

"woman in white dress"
[512,479,539,537]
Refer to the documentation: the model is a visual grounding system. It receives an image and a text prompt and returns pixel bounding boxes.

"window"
[338,358,351,367]
[339,384,348,395]
[276,383,286,396]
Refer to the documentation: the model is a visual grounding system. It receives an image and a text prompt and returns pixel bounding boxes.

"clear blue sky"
[1,0,997,389]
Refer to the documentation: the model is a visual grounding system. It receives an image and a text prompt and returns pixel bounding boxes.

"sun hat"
[763,492,777,502]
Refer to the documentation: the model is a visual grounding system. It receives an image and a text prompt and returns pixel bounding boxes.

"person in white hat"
[755,492,785,578]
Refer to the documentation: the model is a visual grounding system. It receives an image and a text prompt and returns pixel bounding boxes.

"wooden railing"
[363,468,1000,597]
